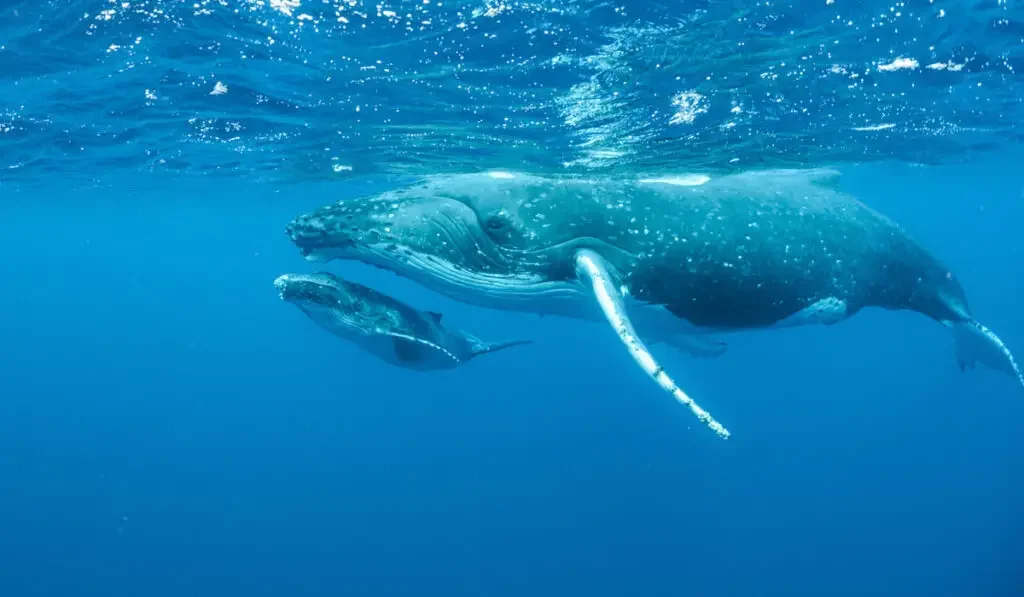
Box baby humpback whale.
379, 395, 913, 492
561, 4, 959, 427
274, 272, 530, 371
285, 168, 1024, 437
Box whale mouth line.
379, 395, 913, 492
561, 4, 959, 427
321, 241, 583, 309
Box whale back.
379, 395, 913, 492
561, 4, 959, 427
617, 171, 968, 328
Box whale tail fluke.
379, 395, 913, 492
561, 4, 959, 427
950, 319, 1024, 390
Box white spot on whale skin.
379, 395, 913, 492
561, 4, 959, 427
638, 174, 711, 187
487, 171, 516, 179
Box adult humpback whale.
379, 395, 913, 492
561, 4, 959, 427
274, 272, 530, 371
285, 169, 1023, 437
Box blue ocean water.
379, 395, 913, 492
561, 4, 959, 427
1, 1, 1023, 596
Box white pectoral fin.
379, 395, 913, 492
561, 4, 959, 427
950, 319, 1024, 390
573, 249, 731, 439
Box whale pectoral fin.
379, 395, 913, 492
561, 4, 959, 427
573, 249, 731, 439
384, 331, 443, 364
665, 334, 728, 358
950, 319, 1024, 389
469, 339, 532, 360
392, 336, 425, 363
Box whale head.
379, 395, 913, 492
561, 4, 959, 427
285, 172, 611, 308
274, 270, 411, 338
274, 271, 356, 314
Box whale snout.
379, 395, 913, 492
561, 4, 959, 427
274, 273, 303, 301
274, 272, 353, 314
285, 206, 366, 260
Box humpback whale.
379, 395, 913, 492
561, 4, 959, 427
274, 272, 529, 371
285, 169, 1023, 437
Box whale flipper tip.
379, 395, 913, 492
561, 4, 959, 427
574, 248, 731, 439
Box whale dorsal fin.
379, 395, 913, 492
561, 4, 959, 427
573, 249, 731, 439
427, 311, 443, 323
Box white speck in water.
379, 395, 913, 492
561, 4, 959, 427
852, 123, 896, 131
668, 91, 708, 125
269, 0, 300, 17
925, 61, 963, 72
877, 57, 918, 72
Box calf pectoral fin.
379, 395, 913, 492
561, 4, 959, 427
949, 319, 1024, 389
469, 339, 532, 360
573, 249, 731, 439
392, 335, 429, 362
387, 332, 453, 364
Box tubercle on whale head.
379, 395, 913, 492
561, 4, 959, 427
282, 174, 590, 309
284, 203, 362, 260
283, 182, 523, 277
273, 271, 347, 305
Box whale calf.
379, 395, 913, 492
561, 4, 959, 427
274, 272, 530, 371
285, 169, 1023, 437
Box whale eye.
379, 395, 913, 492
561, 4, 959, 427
480, 210, 525, 246
485, 216, 507, 232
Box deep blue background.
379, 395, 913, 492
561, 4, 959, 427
1, 159, 1022, 596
